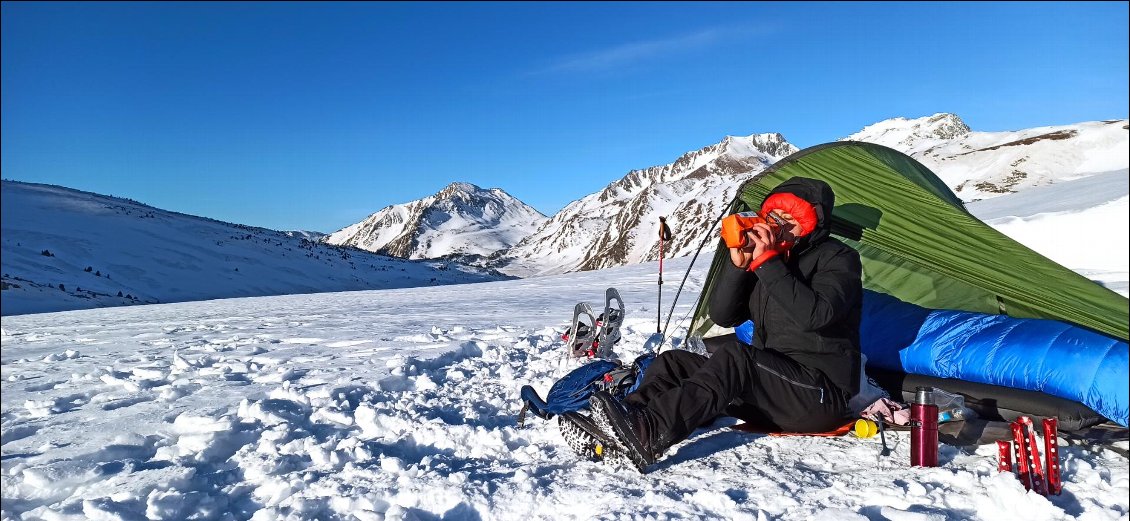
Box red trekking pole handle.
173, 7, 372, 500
657, 217, 673, 334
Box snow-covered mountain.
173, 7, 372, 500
496, 115, 1127, 276
324, 182, 546, 259
496, 134, 799, 276
843, 113, 1129, 201
0, 181, 503, 316
844, 112, 974, 150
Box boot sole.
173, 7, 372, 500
589, 393, 653, 473
557, 412, 632, 468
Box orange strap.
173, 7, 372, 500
769, 421, 856, 437
732, 418, 854, 433
731, 420, 856, 437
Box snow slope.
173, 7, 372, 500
1, 181, 503, 316
968, 169, 1129, 296
845, 114, 1129, 201
2, 174, 1127, 520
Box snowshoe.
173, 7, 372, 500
563, 302, 599, 358
595, 288, 625, 358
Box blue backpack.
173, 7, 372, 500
518, 353, 655, 427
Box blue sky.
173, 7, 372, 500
3, 2, 1127, 233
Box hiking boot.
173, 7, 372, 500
589, 391, 665, 473
557, 411, 632, 467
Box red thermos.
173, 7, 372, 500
910, 386, 939, 467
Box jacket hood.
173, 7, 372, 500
765, 176, 835, 252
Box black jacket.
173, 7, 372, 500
708, 177, 863, 396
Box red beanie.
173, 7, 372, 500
761, 193, 818, 237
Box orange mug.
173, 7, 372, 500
720, 212, 783, 248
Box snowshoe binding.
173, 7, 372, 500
595, 288, 625, 359
563, 302, 599, 358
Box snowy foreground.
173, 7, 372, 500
3, 174, 1129, 520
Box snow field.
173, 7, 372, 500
3, 258, 1128, 520
4, 168, 1130, 520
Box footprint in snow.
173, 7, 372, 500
23, 380, 64, 392
24, 391, 93, 417
99, 394, 157, 411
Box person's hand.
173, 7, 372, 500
729, 223, 775, 269
728, 246, 752, 269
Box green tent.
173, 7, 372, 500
690, 141, 1129, 342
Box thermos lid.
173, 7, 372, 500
915, 386, 934, 405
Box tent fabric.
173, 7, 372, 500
690, 141, 1129, 426
692, 142, 1129, 342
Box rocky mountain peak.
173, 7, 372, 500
725, 132, 795, 158
325, 182, 545, 259
436, 182, 483, 201
923, 113, 971, 139
604, 133, 798, 200
843, 113, 971, 149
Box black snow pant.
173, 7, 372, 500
624, 334, 850, 445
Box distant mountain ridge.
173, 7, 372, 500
493, 114, 1127, 276
324, 182, 546, 259
495, 133, 799, 275
329, 117, 1127, 276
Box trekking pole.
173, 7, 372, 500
878, 419, 892, 458
656, 217, 673, 334
660, 204, 730, 341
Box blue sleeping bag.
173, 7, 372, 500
734, 290, 1129, 426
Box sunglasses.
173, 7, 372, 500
765, 212, 789, 228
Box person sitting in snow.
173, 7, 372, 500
588, 176, 863, 472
